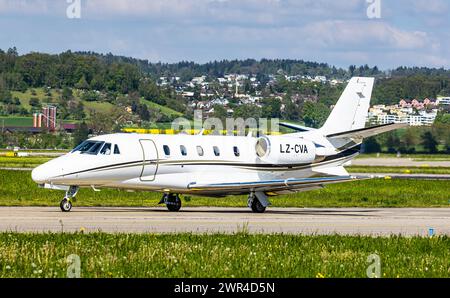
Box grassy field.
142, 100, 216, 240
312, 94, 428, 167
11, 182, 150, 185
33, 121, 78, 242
11, 88, 59, 110
0, 169, 448, 207
0, 116, 33, 127
140, 99, 183, 118
82, 101, 116, 114
0, 157, 52, 168
0, 233, 448, 278
6, 88, 183, 122
356, 153, 450, 161
347, 166, 450, 175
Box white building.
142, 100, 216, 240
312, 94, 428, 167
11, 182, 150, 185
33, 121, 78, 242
437, 97, 450, 106
375, 110, 437, 126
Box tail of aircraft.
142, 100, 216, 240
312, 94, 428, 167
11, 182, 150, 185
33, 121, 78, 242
280, 77, 407, 142
319, 77, 374, 136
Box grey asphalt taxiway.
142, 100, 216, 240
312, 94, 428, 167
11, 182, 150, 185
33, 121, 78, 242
0, 207, 448, 236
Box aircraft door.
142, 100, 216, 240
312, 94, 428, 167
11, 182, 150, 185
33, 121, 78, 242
139, 139, 158, 181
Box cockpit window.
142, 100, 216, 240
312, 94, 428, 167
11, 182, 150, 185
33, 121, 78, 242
85, 141, 104, 155
114, 144, 121, 154
100, 143, 112, 155
71, 141, 105, 155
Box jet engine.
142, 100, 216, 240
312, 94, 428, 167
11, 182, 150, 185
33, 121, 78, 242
255, 136, 316, 164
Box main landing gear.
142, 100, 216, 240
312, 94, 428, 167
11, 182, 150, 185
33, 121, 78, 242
159, 193, 182, 212
60, 186, 79, 212
248, 192, 271, 213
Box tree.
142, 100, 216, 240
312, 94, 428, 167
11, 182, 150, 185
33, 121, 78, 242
29, 97, 40, 107
421, 131, 438, 153
88, 110, 115, 134
212, 104, 227, 120
139, 80, 160, 103
72, 122, 89, 147
399, 128, 419, 153
282, 98, 300, 121
301, 102, 329, 128
385, 132, 400, 153
262, 98, 281, 118
70, 101, 86, 120
62, 87, 73, 101
75, 75, 89, 90
233, 104, 262, 120
363, 137, 381, 153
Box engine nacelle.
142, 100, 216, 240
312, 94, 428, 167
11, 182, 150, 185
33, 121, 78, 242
255, 136, 316, 164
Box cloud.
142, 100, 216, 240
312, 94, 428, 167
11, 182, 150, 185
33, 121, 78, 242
0, 0, 449, 68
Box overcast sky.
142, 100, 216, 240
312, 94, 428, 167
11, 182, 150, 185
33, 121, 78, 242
0, 0, 449, 69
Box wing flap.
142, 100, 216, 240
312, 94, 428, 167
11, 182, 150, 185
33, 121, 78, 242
188, 175, 362, 193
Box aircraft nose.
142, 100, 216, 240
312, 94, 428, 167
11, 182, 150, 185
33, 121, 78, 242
31, 164, 49, 184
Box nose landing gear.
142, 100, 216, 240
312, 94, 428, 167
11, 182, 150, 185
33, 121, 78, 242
159, 193, 182, 212
60, 186, 79, 212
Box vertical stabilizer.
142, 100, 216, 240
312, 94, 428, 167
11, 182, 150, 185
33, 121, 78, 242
320, 77, 374, 135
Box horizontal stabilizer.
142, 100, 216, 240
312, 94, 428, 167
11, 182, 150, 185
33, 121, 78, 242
279, 122, 316, 132
327, 123, 407, 140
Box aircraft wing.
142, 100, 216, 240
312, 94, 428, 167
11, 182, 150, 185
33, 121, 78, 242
188, 175, 367, 193
326, 123, 407, 140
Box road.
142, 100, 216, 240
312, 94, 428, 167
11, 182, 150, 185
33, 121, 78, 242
0, 207, 448, 236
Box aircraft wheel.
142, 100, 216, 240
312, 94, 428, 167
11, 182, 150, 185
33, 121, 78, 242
251, 198, 266, 213
166, 194, 182, 212
60, 199, 72, 212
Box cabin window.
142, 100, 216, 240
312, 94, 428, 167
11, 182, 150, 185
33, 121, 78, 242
233, 146, 240, 157
196, 146, 204, 156
100, 143, 112, 155
180, 145, 187, 156
213, 146, 220, 156
114, 144, 121, 154
163, 145, 170, 156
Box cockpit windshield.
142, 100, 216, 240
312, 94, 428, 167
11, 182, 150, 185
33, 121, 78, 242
71, 141, 105, 155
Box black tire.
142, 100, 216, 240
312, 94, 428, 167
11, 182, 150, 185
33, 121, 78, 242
60, 199, 72, 212
251, 199, 266, 213
166, 195, 182, 212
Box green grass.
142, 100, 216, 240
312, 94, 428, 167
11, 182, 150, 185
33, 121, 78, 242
0, 157, 53, 168
11, 88, 59, 110
82, 101, 115, 115
0, 233, 448, 278
358, 153, 450, 161
7, 88, 183, 121
347, 166, 450, 175
0, 169, 448, 207
140, 98, 183, 117
0, 116, 33, 127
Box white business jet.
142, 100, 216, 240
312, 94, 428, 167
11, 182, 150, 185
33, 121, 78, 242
32, 77, 405, 213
